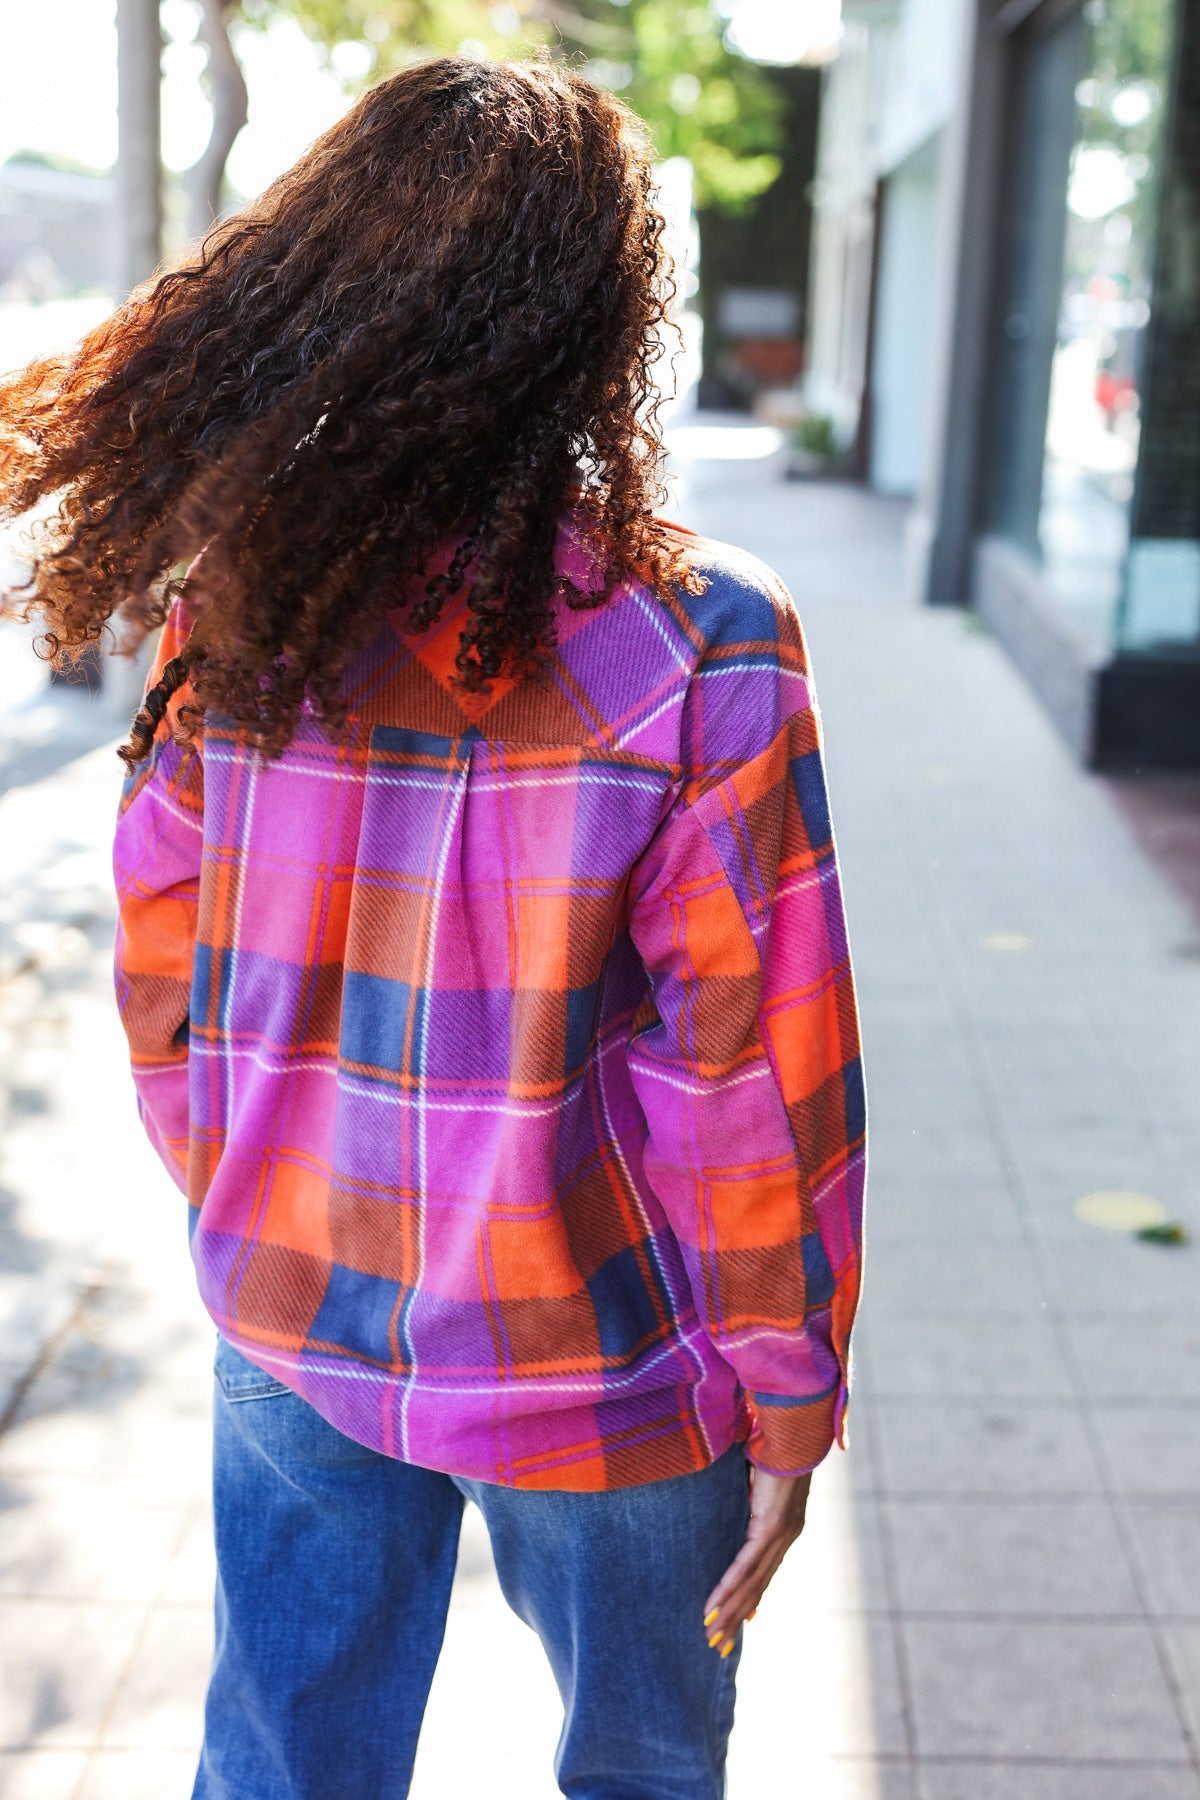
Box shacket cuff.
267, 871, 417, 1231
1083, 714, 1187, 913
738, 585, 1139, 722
744, 1373, 850, 1477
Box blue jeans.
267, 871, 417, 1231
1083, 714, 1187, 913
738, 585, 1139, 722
193, 1332, 752, 1800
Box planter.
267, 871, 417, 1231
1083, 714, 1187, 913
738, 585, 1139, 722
785, 450, 850, 481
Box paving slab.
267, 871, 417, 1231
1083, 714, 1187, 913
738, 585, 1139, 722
1124, 1502, 1200, 1621
406, 1595, 565, 1800
0, 1361, 29, 1426
862, 1236, 1050, 1312
885, 1495, 1142, 1615
97, 1608, 212, 1753
0, 1753, 90, 1800
731, 1611, 909, 1763
0, 1470, 186, 1604
857, 1308, 1078, 1401
0, 1276, 83, 1371
156, 1499, 216, 1609
0, 1601, 146, 1753
1039, 1233, 1200, 1313
903, 1617, 1192, 1762
860, 1178, 1028, 1244
1164, 1625, 1200, 1746
1089, 1403, 1200, 1498
736, 1756, 918, 1800
1008, 1126, 1192, 1228
0, 1323, 213, 1499
869, 1396, 1106, 1498
917, 1763, 1200, 1800
791, 1489, 892, 1614
73, 1751, 199, 1800
1063, 1311, 1200, 1402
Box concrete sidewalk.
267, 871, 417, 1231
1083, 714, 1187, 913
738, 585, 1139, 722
1, 424, 1198, 1799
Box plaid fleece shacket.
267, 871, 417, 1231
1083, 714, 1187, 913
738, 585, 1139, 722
113, 514, 867, 1490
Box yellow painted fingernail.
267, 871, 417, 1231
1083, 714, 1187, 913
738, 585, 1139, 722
746, 1608, 758, 1621
708, 1633, 724, 1649
720, 1640, 734, 1658
704, 1609, 720, 1627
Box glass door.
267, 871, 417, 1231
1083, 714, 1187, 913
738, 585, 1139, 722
986, 0, 1175, 655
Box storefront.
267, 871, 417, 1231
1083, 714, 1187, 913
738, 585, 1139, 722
910, 0, 1200, 766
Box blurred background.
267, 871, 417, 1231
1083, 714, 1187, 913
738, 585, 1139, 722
1, 4, 1199, 1798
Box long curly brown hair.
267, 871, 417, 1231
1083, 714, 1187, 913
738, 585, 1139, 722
0, 53, 702, 768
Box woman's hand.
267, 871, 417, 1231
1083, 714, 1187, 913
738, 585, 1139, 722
702, 1465, 814, 1654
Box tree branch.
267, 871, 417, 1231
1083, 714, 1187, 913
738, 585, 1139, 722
531, 2, 633, 53
184, 0, 250, 244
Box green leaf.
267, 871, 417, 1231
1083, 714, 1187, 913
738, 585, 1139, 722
1133, 1221, 1191, 1245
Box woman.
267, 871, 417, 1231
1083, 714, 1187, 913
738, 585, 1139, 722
0, 54, 866, 1800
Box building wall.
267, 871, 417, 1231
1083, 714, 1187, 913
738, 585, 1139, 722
874, 0, 967, 172
805, 20, 878, 441
869, 135, 942, 494
805, 0, 969, 469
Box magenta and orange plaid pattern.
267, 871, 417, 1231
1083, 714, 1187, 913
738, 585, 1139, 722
113, 515, 867, 1489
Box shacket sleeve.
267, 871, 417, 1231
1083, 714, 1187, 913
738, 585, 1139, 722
112, 594, 203, 1194
625, 579, 867, 1478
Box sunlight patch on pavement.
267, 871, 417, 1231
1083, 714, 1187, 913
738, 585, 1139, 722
666, 423, 785, 462
980, 930, 1033, 952
1074, 1191, 1166, 1232
409, 1501, 563, 1800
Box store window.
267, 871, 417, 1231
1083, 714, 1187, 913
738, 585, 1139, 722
988, 0, 1192, 658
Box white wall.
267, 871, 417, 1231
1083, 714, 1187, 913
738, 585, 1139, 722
869, 135, 942, 495
873, 0, 967, 174
806, 0, 971, 451
805, 20, 883, 436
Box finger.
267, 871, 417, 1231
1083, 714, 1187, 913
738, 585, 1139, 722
704, 1564, 783, 1654
719, 1541, 788, 1623
703, 1514, 803, 1618
703, 1536, 773, 1619
703, 1541, 790, 1645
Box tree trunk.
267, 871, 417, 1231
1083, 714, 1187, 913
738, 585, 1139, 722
72, 0, 162, 688
184, 0, 250, 246
116, 0, 163, 297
